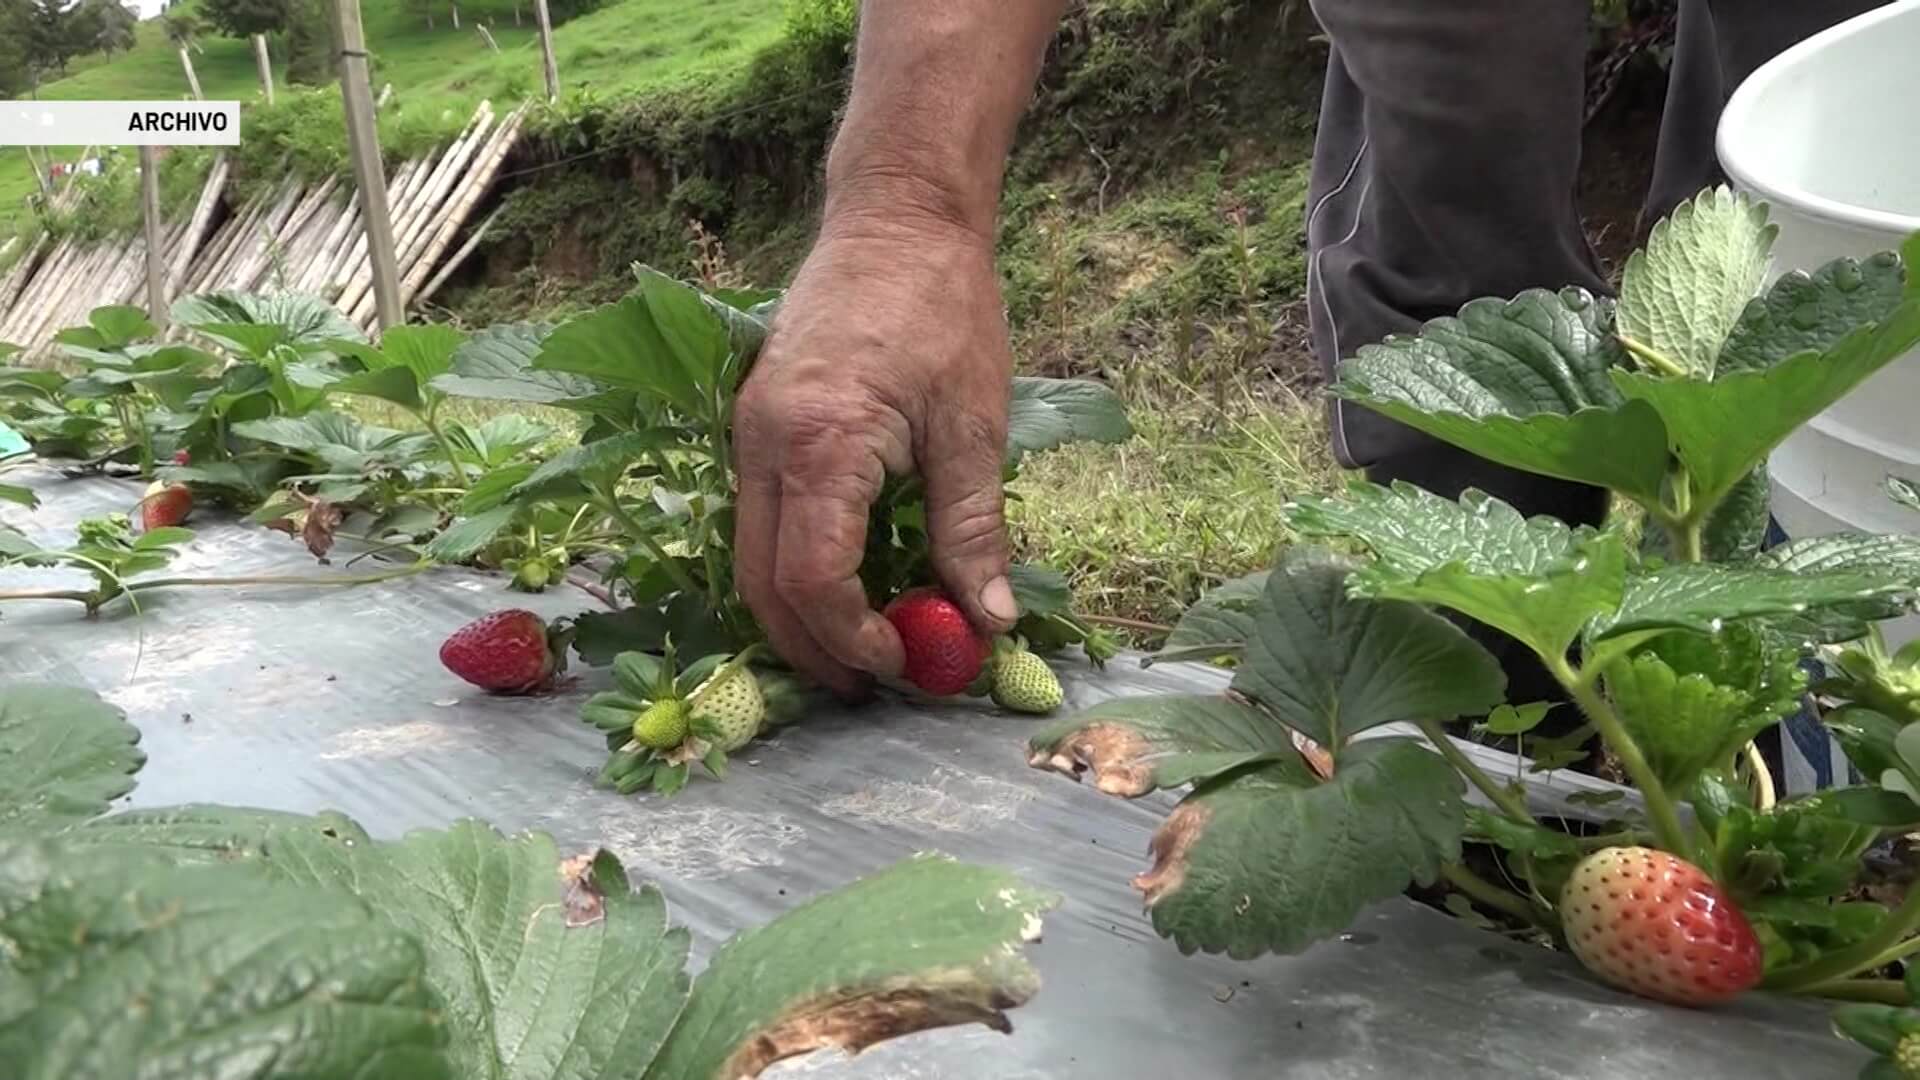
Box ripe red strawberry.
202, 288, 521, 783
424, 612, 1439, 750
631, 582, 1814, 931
1560, 846, 1762, 1006
883, 587, 989, 696
138, 483, 192, 531
439, 609, 563, 693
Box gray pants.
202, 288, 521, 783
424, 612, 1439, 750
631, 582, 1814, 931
1303, 0, 1884, 703
1307, 0, 1886, 512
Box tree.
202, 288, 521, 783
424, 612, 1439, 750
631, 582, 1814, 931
74, 0, 137, 56
0, 0, 35, 97
162, 10, 204, 98
199, 0, 288, 38
282, 0, 331, 87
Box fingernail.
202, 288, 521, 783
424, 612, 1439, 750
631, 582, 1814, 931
980, 576, 1018, 626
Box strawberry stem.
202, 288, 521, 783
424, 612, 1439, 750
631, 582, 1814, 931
1415, 718, 1533, 825
1809, 980, 1911, 1005
1548, 657, 1693, 858
1770, 888, 1920, 993
1440, 862, 1544, 926
0, 561, 432, 610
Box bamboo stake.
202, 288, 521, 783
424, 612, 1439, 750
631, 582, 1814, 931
402, 108, 523, 302
140, 147, 166, 324
290, 199, 349, 295
392, 106, 496, 277
165, 154, 231, 294
340, 152, 442, 315
253, 34, 275, 105
333, 0, 403, 330
534, 0, 559, 102
416, 205, 500, 306
1, 236, 80, 347
184, 194, 264, 296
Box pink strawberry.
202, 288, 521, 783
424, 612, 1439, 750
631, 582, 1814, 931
138, 483, 192, 531
1560, 846, 1762, 1006
439, 609, 563, 693
883, 587, 989, 696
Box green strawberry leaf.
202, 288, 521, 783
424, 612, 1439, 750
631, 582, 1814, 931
1819, 786, 1920, 828
1332, 288, 1671, 505
1287, 481, 1627, 660
68, 804, 372, 862
1614, 298, 1920, 515
0, 844, 452, 1080
1594, 561, 1914, 642
1480, 701, 1554, 736
0, 483, 37, 508
433, 321, 597, 403
1129, 739, 1464, 959
644, 853, 1057, 1079
1618, 186, 1776, 377
1604, 651, 1759, 790
328, 364, 425, 411
510, 430, 687, 500
1719, 252, 1907, 374
172, 290, 366, 359
1028, 693, 1296, 796
1007, 562, 1071, 617
1227, 548, 1506, 748
0, 684, 144, 835
424, 505, 517, 562
461, 462, 538, 513
75, 304, 157, 347
1148, 570, 1270, 665
257, 821, 693, 1080
1006, 376, 1133, 462
449, 414, 555, 468
233, 411, 433, 473
1641, 466, 1772, 564
533, 274, 728, 421
1754, 533, 1920, 645
1468, 808, 1584, 860
613, 651, 668, 699
332, 324, 467, 408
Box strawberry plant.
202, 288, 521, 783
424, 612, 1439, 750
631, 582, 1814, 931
1029, 188, 1920, 1019
0, 681, 1056, 1080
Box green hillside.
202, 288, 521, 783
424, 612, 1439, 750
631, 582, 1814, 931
1, 0, 782, 229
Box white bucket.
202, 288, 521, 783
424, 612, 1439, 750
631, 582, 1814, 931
1717, 0, 1920, 647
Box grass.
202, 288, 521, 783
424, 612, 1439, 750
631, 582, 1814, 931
1, 0, 784, 231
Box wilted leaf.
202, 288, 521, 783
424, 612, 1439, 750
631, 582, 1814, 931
1130, 739, 1464, 959
1028, 694, 1295, 796
1227, 549, 1506, 747
645, 854, 1057, 1079
1618, 187, 1776, 377
1006, 376, 1133, 462
0, 684, 144, 835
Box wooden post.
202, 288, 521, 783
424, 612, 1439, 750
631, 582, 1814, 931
177, 45, 204, 100
475, 23, 499, 51
332, 0, 404, 330
253, 34, 275, 105
138, 146, 167, 326
534, 0, 560, 102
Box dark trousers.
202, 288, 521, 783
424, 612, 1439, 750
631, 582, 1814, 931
1303, 0, 1885, 704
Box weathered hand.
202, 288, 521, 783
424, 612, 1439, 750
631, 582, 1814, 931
732, 222, 1019, 696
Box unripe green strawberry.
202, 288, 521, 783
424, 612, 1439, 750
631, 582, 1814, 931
1899, 1034, 1920, 1079
692, 666, 766, 753
991, 644, 1063, 714
632, 699, 690, 750
1561, 846, 1762, 1007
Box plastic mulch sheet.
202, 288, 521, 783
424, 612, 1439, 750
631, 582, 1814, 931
0, 463, 1866, 1078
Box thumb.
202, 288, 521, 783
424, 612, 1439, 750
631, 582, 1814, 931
920, 407, 1018, 636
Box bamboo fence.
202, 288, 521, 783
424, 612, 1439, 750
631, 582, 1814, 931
0, 100, 525, 360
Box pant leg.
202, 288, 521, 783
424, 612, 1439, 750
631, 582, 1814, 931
1642, 0, 1888, 234
1304, 0, 1610, 708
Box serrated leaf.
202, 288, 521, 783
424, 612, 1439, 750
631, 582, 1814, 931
535, 276, 726, 420
1153, 571, 1270, 662
330, 363, 425, 411
69, 804, 372, 862
131, 526, 192, 551
1595, 562, 1912, 640
248, 822, 691, 1080
646, 854, 1057, 1079
1006, 376, 1133, 462
1287, 482, 1627, 659
1604, 651, 1757, 789
1226, 548, 1505, 748
234, 411, 433, 473
426, 505, 517, 562
1468, 808, 1584, 860
1131, 739, 1463, 959
0, 684, 145, 834
0, 846, 451, 1080
1615, 298, 1920, 514
1482, 702, 1553, 736
1821, 787, 1920, 828
85, 304, 158, 347
451, 414, 555, 468
1755, 533, 1920, 644
1007, 562, 1070, 618
435, 321, 602, 403
1618, 186, 1777, 377
172, 291, 363, 358
1028, 694, 1295, 796
462, 463, 538, 513
511, 430, 686, 499
1334, 288, 1671, 503
1720, 252, 1908, 374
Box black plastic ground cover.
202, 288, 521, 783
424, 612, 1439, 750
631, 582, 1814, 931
0, 462, 1864, 1078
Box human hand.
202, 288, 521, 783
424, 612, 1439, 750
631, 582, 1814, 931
731, 220, 1019, 697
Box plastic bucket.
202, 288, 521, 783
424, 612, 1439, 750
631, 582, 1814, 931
1717, 0, 1920, 648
